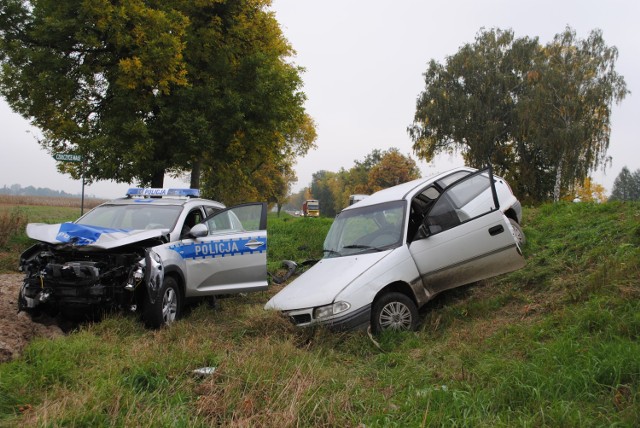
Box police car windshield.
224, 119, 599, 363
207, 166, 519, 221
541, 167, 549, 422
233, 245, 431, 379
323, 200, 405, 258
76, 205, 183, 230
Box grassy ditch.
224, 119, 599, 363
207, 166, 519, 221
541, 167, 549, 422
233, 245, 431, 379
0, 202, 639, 426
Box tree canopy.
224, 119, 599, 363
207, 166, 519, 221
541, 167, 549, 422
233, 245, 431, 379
0, 0, 315, 198
301, 148, 420, 217
409, 27, 628, 204
609, 167, 640, 201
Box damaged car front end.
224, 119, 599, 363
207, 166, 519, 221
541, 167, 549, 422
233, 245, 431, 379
18, 224, 168, 319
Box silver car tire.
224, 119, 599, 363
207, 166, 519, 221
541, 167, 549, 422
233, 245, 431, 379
372, 292, 419, 334
143, 276, 181, 329
508, 218, 526, 246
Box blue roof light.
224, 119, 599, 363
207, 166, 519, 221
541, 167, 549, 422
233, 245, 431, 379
126, 188, 200, 198
166, 188, 200, 197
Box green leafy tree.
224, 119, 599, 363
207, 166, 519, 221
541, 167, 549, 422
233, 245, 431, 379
322, 149, 383, 211
0, 0, 313, 193
285, 188, 307, 212
409, 27, 628, 204
521, 28, 628, 202
0, 0, 189, 185
348, 149, 384, 193
202, 113, 316, 207
367, 148, 420, 192
310, 170, 338, 217
307, 148, 421, 215
610, 166, 640, 201
408, 29, 538, 179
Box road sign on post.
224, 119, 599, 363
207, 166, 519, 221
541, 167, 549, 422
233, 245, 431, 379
53, 153, 86, 215
54, 153, 83, 162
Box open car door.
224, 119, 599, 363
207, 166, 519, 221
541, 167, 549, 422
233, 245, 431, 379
166, 202, 268, 296
409, 168, 524, 297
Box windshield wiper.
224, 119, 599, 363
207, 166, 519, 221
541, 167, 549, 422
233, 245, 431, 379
323, 248, 342, 257
342, 244, 385, 253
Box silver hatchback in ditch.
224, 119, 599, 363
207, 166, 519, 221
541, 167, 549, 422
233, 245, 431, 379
265, 166, 525, 333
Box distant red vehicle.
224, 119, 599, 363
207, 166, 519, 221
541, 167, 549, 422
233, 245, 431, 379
302, 199, 320, 217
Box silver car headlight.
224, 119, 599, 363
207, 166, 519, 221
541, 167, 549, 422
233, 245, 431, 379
313, 301, 351, 320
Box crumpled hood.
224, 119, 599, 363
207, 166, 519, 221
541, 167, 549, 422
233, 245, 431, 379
26, 222, 169, 249
265, 251, 390, 310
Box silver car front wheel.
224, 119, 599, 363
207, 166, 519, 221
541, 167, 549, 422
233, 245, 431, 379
508, 218, 526, 246
372, 292, 419, 334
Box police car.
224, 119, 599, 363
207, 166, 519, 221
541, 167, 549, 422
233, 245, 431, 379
19, 188, 267, 328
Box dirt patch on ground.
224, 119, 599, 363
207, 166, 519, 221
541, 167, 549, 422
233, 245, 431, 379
0, 274, 64, 363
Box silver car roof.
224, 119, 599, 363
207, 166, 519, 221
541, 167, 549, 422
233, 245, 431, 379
344, 166, 477, 210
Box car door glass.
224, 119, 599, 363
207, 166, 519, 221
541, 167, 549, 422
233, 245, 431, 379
425, 171, 497, 235
204, 206, 221, 217
409, 186, 439, 241
228, 204, 265, 231
204, 203, 265, 235
436, 170, 472, 188
181, 208, 203, 237
425, 195, 460, 234
205, 211, 237, 234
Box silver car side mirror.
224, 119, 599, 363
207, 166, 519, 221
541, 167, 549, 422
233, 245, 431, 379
188, 223, 209, 238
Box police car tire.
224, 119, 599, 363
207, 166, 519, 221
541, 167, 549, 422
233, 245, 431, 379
143, 277, 182, 329
371, 292, 419, 334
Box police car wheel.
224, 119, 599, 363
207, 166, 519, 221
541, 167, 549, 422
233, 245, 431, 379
371, 292, 419, 334
143, 277, 182, 329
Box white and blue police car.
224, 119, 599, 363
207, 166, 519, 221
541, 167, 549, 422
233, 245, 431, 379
19, 188, 267, 328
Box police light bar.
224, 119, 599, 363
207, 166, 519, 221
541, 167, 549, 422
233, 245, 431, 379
126, 188, 200, 198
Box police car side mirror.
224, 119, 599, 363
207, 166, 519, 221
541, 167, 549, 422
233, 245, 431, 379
188, 223, 209, 238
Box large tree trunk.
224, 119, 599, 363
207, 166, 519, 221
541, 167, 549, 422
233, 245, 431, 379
190, 161, 201, 189
151, 169, 165, 188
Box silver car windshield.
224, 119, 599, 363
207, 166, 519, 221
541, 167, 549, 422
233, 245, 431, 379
323, 200, 405, 258
76, 204, 183, 230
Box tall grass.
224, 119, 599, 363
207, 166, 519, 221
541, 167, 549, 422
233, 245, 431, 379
0, 194, 105, 209
0, 201, 82, 272
0, 209, 28, 248
267, 214, 332, 272
0, 202, 638, 426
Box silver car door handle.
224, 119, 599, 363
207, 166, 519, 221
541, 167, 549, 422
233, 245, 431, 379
488, 225, 504, 236
245, 239, 265, 249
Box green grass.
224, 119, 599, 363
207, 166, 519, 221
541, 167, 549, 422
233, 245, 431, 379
267, 213, 333, 272
1, 202, 639, 426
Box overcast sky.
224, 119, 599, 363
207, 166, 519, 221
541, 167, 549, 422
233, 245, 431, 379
1, 0, 638, 200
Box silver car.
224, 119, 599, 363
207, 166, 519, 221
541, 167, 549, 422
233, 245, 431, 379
265, 167, 525, 333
